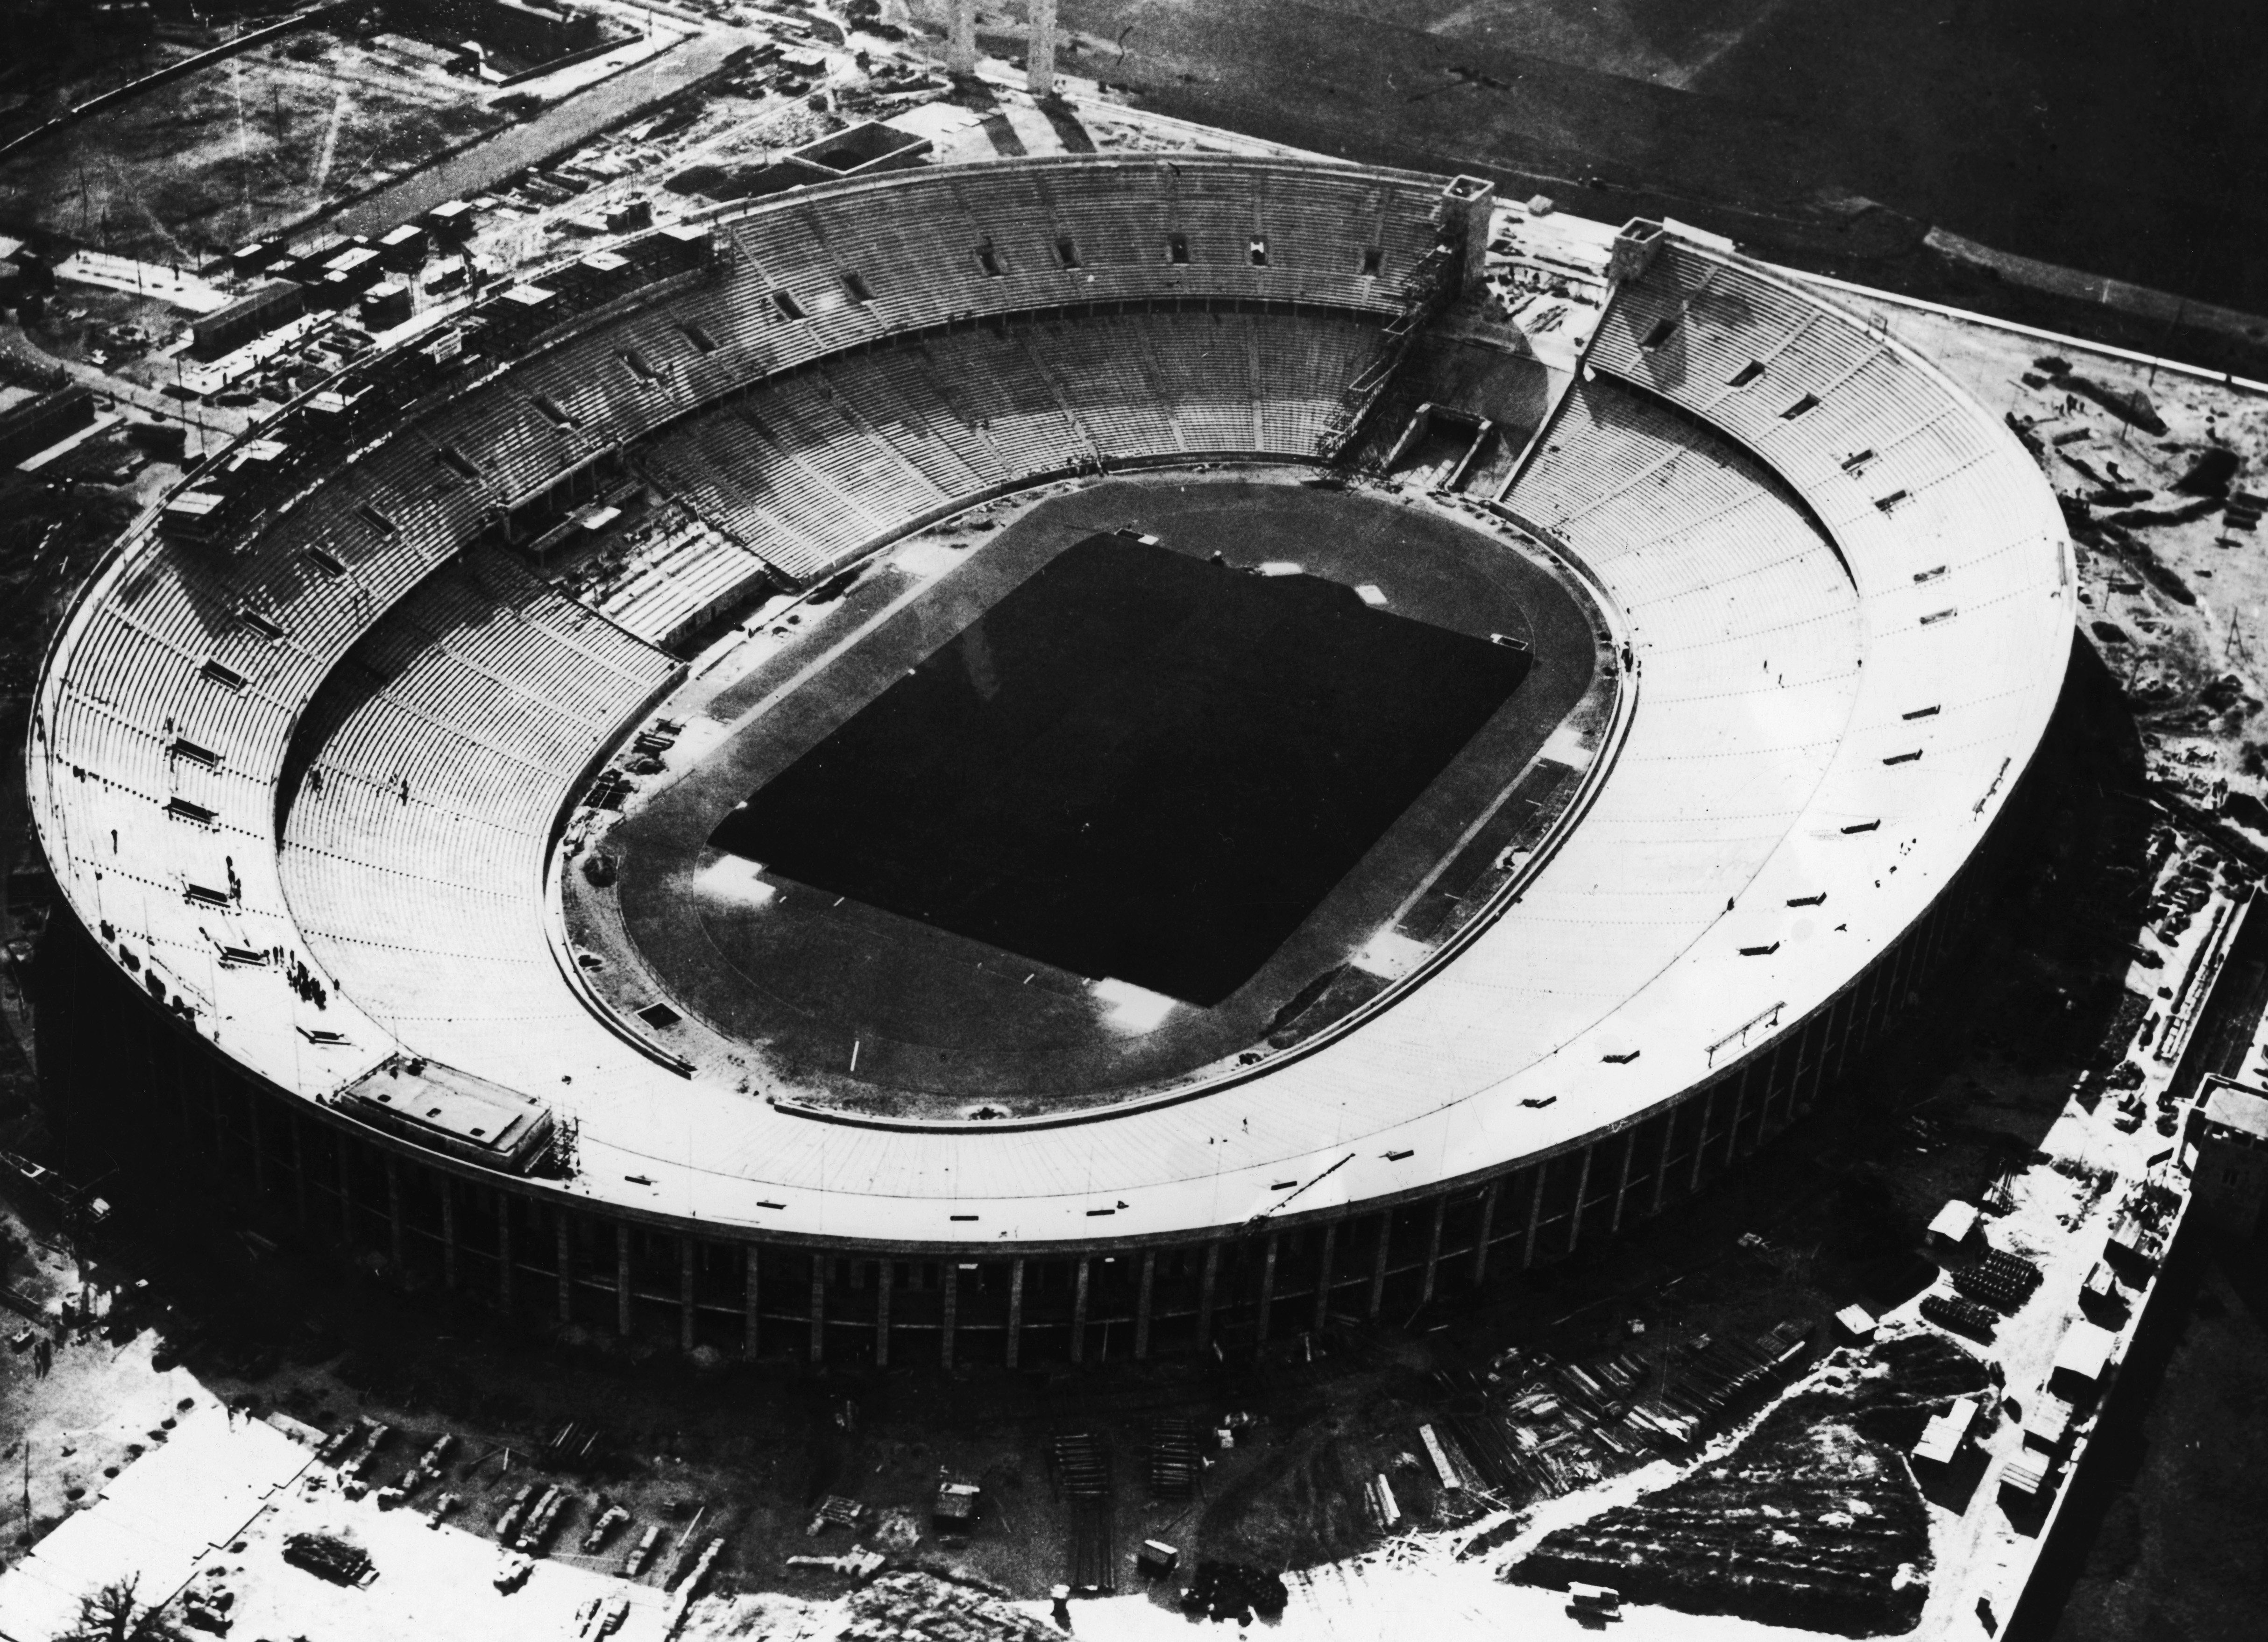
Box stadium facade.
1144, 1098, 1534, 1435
27, 157, 2074, 1366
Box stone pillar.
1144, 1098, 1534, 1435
1256, 1235, 1278, 1343
1312, 1223, 1337, 1332
1857, 956, 1891, 1056
1607, 220, 1664, 286
1802, 1012, 1832, 1115
1026, 0, 1057, 97
385, 1156, 405, 1270
744, 1245, 762, 1359
1471, 1180, 1500, 1286
1197, 1242, 1221, 1347
1608, 1130, 1639, 1237
1419, 1197, 1447, 1305
496, 1192, 513, 1310
1005, 1258, 1026, 1368
1069, 1258, 1090, 1363
1439, 176, 1498, 299
875, 1259, 893, 1368
440, 1177, 459, 1291
941, 1263, 959, 1369
945, 0, 977, 74
1134, 1251, 1155, 1360
1689, 1087, 1717, 1192
1652, 1108, 1679, 1213
680, 1237, 698, 1354
1566, 1142, 1598, 1254
1366, 1215, 1390, 1317
247, 1093, 268, 1202
291, 1118, 310, 1230
556, 1212, 574, 1323
1522, 1162, 1546, 1270
809, 1254, 827, 1363
616, 1223, 633, 1338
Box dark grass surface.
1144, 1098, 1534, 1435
978, 0, 2268, 313
711, 533, 1527, 1005
601, 473, 1595, 1100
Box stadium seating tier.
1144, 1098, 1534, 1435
27, 163, 2070, 1251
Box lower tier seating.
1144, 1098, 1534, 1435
280, 554, 676, 1041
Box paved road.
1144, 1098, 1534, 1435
322, 24, 756, 243
3, 325, 250, 461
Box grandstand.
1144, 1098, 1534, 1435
26, 157, 2072, 1366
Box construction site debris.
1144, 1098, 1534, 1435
624, 1523, 664, 1578
574, 1592, 631, 1639
1952, 1249, 2046, 1313
1418, 1423, 1466, 1492
807, 1493, 865, 1535
1444, 1322, 1815, 1509
1148, 1416, 1198, 1499
1927, 1198, 1981, 1248
1052, 1430, 1114, 1593
281, 1532, 373, 1587
716, 1571, 1065, 1642
785, 1549, 886, 1579
1921, 1292, 2003, 1342
493, 1482, 534, 1541
1913, 1395, 1983, 1465
931, 1481, 981, 1529
1181, 1561, 1289, 1623
584, 1503, 631, 1550
1569, 1580, 1623, 1618
1514, 1334, 1988, 1635
1366, 1472, 1402, 1529
515, 1484, 573, 1551
663, 1537, 726, 1636
2000, 1449, 2053, 1498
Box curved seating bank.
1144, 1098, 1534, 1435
28, 160, 2071, 1366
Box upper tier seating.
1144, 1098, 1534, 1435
27, 179, 2070, 1240
1587, 241, 2060, 616
280, 552, 676, 1050
34, 157, 1440, 1096
636, 309, 1383, 588
278, 305, 1396, 1066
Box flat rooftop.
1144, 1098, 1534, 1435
2200, 1075, 2268, 1141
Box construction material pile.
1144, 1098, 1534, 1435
1443, 1321, 1814, 1505
1511, 1334, 1989, 1635
1181, 1562, 1290, 1624
281, 1532, 373, 1586
832, 1571, 1063, 1642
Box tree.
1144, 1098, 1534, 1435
57, 1576, 184, 1642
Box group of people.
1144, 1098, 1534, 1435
285, 953, 328, 1010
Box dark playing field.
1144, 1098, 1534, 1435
710, 534, 1529, 1005
600, 472, 1597, 1104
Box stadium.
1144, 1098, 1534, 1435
25, 154, 2074, 1371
